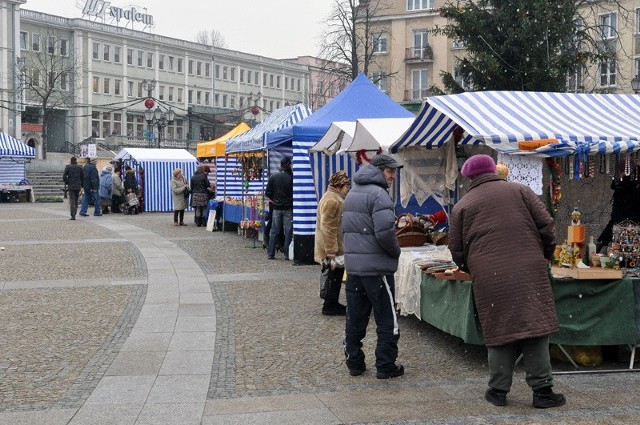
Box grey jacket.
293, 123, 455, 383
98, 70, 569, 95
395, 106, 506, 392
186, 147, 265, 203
342, 164, 401, 276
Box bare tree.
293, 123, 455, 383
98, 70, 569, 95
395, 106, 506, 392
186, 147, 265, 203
20, 29, 81, 159
318, 0, 392, 82
194, 29, 227, 48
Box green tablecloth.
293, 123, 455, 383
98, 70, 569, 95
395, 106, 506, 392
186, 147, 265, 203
420, 274, 637, 346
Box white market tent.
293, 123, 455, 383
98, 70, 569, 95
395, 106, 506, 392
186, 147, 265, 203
0, 132, 35, 185
343, 117, 415, 154
115, 148, 199, 212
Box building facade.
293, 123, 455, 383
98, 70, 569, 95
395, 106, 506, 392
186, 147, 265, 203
366, 0, 640, 108
3, 2, 313, 159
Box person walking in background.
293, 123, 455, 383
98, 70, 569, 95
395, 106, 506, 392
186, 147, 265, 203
448, 154, 565, 409
111, 167, 124, 213
98, 164, 113, 214
266, 156, 293, 260
315, 171, 350, 316
170, 168, 189, 226
342, 154, 404, 379
79, 157, 101, 217
62, 156, 83, 220
190, 165, 211, 227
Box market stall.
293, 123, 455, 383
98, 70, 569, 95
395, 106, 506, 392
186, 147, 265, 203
265, 73, 415, 263
0, 132, 35, 202
388, 90, 640, 366
196, 122, 250, 159
114, 148, 199, 212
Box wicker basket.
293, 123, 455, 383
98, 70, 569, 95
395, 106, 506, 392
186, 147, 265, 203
397, 231, 428, 247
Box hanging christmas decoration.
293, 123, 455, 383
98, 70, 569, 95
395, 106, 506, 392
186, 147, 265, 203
546, 158, 562, 217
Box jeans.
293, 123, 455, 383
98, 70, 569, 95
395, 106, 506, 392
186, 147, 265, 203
344, 274, 399, 371
79, 189, 101, 215
267, 208, 293, 258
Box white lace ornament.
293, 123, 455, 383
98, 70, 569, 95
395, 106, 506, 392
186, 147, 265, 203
502, 155, 544, 195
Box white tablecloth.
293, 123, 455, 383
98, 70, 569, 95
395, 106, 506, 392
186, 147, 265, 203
395, 245, 452, 320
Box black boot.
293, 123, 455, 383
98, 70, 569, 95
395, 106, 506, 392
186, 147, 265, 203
533, 387, 566, 408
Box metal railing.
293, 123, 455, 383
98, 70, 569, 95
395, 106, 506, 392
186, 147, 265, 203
405, 46, 434, 62
403, 89, 430, 102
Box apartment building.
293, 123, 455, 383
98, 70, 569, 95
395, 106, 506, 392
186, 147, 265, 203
366, 0, 640, 108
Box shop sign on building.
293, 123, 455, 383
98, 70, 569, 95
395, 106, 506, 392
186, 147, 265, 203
78, 0, 154, 27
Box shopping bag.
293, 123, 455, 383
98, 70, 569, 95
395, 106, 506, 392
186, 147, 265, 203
320, 260, 330, 299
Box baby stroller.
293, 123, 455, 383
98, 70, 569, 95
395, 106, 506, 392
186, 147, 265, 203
121, 191, 140, 215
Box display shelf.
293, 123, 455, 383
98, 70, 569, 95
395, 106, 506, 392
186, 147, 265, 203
551, 266, 623, 280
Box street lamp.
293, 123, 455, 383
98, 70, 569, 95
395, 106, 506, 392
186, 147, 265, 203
144, 106, 175, 148
632, 75, 640, 94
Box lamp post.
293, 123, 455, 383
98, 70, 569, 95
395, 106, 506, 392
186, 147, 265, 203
144, 106, 175, 148
632, 75, 640, 94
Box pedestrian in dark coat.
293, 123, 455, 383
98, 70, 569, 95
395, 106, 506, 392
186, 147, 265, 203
79, 157, 101, 216
123, 166, 138, 195
342, 154, 404, 380
265, 156, 293, 259
448, 154, 565, 409
190, 165, 211, 226
62, 156, 84, 220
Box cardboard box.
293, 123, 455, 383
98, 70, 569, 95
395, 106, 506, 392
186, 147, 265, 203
567, 225, 586, 243
551, 266, 623, 280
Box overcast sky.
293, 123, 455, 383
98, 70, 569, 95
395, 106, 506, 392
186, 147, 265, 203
22, 0, 334, 59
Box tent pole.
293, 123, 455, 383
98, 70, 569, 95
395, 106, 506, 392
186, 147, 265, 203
222, 154, 227, 232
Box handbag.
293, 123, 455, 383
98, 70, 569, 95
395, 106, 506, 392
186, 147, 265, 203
320, 259, 330, 299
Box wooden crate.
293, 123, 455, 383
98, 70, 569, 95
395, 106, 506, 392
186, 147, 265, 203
550, 266, 623, 280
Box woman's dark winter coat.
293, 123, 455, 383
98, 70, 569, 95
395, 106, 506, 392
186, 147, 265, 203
448, 173, 558, 347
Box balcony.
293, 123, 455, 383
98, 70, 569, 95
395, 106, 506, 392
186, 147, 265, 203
403, 89, 430, 102
405, 46, 434, 63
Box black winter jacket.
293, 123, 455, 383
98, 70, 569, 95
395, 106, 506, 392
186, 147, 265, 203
265, 170, 293, 210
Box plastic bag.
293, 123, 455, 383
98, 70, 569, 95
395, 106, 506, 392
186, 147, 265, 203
320, 260, 330, 299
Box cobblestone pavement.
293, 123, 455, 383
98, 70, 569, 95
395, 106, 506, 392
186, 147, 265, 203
1, 201, 640, 424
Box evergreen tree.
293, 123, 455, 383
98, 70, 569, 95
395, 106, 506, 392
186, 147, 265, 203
435, 0, 616, 93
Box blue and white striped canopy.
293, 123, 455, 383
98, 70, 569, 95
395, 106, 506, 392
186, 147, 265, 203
225, 103, 311, 154
389, 91, 640, 154
0, 133, 35, 158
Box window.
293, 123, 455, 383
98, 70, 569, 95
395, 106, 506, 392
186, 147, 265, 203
297, 79, 301, 91
114, 79, 121, 95
636, 9, 640, 33
566, 67, 584, 92
231, 68, 236, 82
413, 29, 429, 58
113, 113, 122, 135
103, 44, 110, 61
269, 100, 274, 111
60, 72, 68, 90
270, 74, 274, 87
215, 64, 220, 79
205, 92, 210, 105
159, 54, 164, 70
159, 85, 165, 100
452, 39, 465, 49
373, 33, 388, 53
137, 82, 143, 97
277, 75, 281, 88
114, 46, 121, 63
247, 70, 252, 84
20, 32, 28, 50
127, 48, 133, 65
223, 66, 228, 80
92, 41, 99, 59
223, 94, 228, 108
240, 69, 245, 83
600, 13, 617, 40
103, 78, 110, 94
407, 0, 433, 10
196, 90, 202, 104
92, 76, 99, 93
169, 87, 174, 102
177, 88, 183, 102
177, 58, 183, 73
230, 96, 235, 109
147, 52, 153, 68
205, 63, 210, 77
128, 81, 134, 97
599, 60, 616, 86
92, 111, 100, 137
137, 51, 143, 66
371, 72, 388, 92
285, 77, 289, 90
453, 66, 470, 90
169, 56, 174, 71
188, 60, 194, 74
48, 36, 55, 54
32, 34, 41, 52
196, 61, 202, 76
188, 90, 193, 104
215, 93, 219, 106
255, 71, 259, 85
102, 112, 111, 136
239, 96, 245, 107
31, 69, 39, 87
411, 69, 428, 99
263, 73, 267, 86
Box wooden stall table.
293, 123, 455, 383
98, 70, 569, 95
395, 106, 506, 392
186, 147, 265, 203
0, 184, 34, 202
